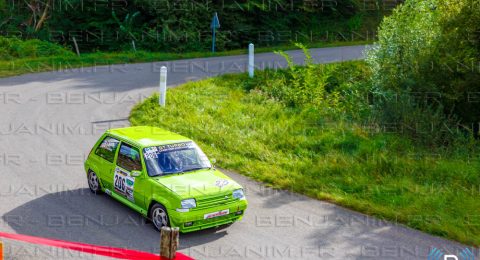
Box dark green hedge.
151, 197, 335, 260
0, 0, 385, 52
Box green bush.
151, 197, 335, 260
253, 44, 371, 120
0, 37, 74, 60
367, 0, 480, 144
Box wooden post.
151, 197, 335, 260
160, 227, 179, 259
132, 40, 137, 52
170, 227, 179, 258
72, 37, 80, 56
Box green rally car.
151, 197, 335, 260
84, 126, 247, 232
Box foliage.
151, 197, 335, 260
112, 11, 140, 41
0, 0, 387, 52
367, 0, 480, 144
130, 71, 480, 246
255, 45, 371, 120
0, 36, 74, 60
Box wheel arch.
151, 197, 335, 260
147, 198, 171, 217
147, 199, 174, 228
86, 168, 104, 190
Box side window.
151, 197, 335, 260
117, 143, 142, 172
95, 136, 119, 163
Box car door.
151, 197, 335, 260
91, 135, 120, 190
113, 142, 147, 209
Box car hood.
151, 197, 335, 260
154, 169, 242, 198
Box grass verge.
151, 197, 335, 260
0, 40, 370, 78
130, 68, 480, 246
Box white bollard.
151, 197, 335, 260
248, 43, 254, 78
159, 66, 167, 107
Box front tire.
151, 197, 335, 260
150, 203, 170, 231
87, 170, 102, 194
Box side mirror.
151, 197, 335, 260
131, 170, 142, 177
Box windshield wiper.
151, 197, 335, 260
155, 171, 182, 176
181, 167, 208, 173
156, 167, 208, 176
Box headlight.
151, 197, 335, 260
233, 189, 245, 200
181, 198, 196, 209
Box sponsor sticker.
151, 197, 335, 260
100, 138, 119, 151
114, 167, 135, 202
143, 146, 158, 159
157, 142, 191, 152
144, 142, 194, 160
215, 179, 229, 188
204, 209, 230, 219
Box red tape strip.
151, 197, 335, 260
0, 232, 193, 260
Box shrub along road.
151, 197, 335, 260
0, 45, 469, 259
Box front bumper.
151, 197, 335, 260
169, 199, 248, 233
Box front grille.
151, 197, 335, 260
182, 212, 242, 231
194, 192, 236, 210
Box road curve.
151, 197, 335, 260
0, 45, 469, 260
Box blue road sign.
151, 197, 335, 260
211, 12, 220, 53
211, 12, 220, 30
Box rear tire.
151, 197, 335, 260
150, 203, 170, 231
87, 170, 102, 195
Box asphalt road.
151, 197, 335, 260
0, 45, 470, 259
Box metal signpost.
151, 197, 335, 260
211, 12, 220, 53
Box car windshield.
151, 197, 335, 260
143, 142, 211, 177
